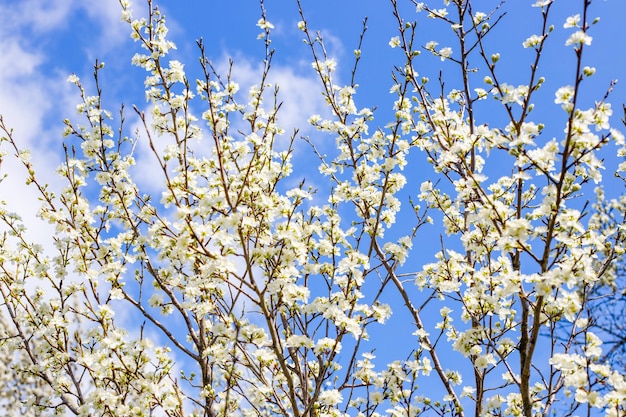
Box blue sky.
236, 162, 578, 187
3, 0, 625, 194
2, 0, 626, 190
1, 0, 626, 413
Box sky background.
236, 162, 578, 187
1, 0, 626, 412
2, 0, 626, 220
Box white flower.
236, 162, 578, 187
425, 40, 438, 51
583, 66, 596, 76
285, 335, 314, 348
575, 389, 604, 407
564, 14, 580, 28
475, 353, 496, 370
256, 18, 274, 30
66, 74, 79, 84
584, 332, 603, 359
474, 88, 488, 100
167, 60, 185, 83
532, 0, 552, 7
439, 47, 453, 60
428, 8, 448, 18
369, 391, 384, 404
109, 288, 124, 300
473, 12, 487, 25
318, 389, 343, 406
389, 36, 401, 48
554, 85, 575, 111
522, 34, 543, 48
565, 30, 592, 47
314, 337, 341, 355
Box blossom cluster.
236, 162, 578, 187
0, 0, 625, 416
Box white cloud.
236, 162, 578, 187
318, 29, 346, 60
0, 33, 60, 244
213, 53, 331, 138
126, 106, 175, 195
0, 0, 141, 297
1, 0, 74, 33
80, 0, 131, 58
126, 49, 333, 194
0, 39, 43, 78
211, 54, 341, 211
0, 1, 131, 241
